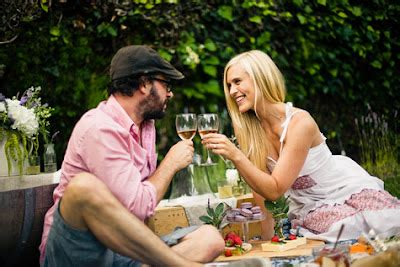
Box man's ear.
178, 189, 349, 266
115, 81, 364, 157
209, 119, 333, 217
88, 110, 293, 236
138, 80, 151, 95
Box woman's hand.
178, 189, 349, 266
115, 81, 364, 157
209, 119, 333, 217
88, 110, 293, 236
201, 133, 240, 161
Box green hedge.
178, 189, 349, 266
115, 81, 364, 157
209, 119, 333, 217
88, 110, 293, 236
1, 0, 399, 169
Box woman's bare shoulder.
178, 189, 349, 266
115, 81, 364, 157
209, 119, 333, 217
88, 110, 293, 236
288, 108, 320, 138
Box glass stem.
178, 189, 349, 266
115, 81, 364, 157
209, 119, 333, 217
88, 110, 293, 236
206, 150, 212, 164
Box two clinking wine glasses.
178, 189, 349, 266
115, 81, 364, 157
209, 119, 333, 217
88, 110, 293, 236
175, 113, 219, 165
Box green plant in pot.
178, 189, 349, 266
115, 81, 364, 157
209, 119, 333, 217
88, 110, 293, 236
0, 86, 53, 176
265, 196, 289, 238
199, 200, 230, 229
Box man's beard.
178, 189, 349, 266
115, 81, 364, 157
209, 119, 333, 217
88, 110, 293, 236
142, 86, 168, 120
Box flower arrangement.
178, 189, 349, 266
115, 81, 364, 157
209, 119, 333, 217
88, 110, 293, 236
0, 86, 53, 176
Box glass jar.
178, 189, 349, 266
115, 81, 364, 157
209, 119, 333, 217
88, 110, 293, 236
43, 143, 57, 173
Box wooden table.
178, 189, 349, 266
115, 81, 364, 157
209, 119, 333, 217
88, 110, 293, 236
215, 239, 325, 262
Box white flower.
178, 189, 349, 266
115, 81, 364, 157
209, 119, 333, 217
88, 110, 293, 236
226, 168, 239, 186
185, 46, 200, 65
0, 102, 6, 112
6, 99, 39, 137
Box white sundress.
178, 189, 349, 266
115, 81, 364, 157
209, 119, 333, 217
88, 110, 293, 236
267, 103, 400, 242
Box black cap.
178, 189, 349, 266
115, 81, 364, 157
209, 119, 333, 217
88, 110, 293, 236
110, 45, 184, 81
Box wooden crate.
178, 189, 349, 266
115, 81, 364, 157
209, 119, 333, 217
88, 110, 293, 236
147, 206, 189, 236
147, 193, 262, 238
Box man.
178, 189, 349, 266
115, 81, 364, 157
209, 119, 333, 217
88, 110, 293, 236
39, 45, 224, 266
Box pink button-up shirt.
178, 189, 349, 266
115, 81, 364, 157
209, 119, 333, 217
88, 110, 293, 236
39, 95, 158, 260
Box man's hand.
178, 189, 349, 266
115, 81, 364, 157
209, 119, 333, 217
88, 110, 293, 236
164, 140, 194, 173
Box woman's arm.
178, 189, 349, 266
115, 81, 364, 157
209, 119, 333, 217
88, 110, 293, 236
202, 112, 320, 200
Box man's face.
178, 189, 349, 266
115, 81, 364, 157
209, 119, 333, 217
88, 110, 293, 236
141, 76, 173, 120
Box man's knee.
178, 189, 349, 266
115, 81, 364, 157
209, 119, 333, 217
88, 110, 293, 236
63, 172, 107, 207
192, 225, 225, 260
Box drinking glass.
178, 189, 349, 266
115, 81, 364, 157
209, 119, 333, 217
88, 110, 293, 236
198, 113, 219, 165
176, 113, 197, 140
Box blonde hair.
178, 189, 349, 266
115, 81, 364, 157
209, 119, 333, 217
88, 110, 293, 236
223, 50, 286, 171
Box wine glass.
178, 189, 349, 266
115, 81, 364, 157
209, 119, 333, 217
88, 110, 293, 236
198, 113, 219, 165
176, 113, 197, 140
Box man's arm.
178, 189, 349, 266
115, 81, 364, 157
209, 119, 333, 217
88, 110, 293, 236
79, 126, 159, 221
147, 139, 194, 202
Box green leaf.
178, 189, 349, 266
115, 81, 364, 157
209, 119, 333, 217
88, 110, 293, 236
371, 60, 382, 69
203, 65, 217, 77
329, 69, 338, 77
204, 56, 220, 65
297, 14, 306, 24
199, 215, 213, 224
202, 80, 223, 96
352, 7, 362, 17
41, 2, 49, 12
217, 6, 233, 22
257, 32, 271, 46
249, 16, 262, 24
50, 27, 60, 37
317, 0, 326, 6
207, 206, 215, 217
293, 0, 303, 7
107, 27, 118, 37
205, 39, 217, 52
338, 12, 348, 18
158, 50, 173, 61
215, 203, 224, 216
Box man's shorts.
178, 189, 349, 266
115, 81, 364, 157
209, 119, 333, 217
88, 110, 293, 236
42, 200, 198, 266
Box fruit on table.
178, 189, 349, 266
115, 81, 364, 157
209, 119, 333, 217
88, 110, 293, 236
224, 249, 233, 257
271, 235, 280, 242
223, 232, 246, 256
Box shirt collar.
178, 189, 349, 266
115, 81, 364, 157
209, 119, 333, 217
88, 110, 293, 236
101, 95, 154, 137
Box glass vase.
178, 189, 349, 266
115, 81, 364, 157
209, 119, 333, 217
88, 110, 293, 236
43, 143, 57, 173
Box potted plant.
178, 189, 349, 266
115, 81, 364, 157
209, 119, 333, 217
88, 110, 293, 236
265, 195, 290, 238
0, 86, 53, 176
199, 199, 230, 230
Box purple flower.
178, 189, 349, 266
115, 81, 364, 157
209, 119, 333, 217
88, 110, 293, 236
20, 96, 28, 105
0, 93, 5, 101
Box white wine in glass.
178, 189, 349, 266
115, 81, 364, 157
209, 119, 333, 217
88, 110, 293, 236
198, 113, 219, 165
176, 114, 197, 140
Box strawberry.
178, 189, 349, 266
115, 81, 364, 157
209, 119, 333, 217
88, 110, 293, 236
225, 232, 237, 240
271, 235, 280, 242
225, 238, 234, 247
233, 236, 243, 246
289, 234, 297, 240
224, 249, 233, 257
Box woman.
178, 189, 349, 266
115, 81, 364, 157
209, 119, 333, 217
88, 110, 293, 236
202, 50, 400, 242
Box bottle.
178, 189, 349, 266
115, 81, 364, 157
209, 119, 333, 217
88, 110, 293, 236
44, 143, 57, 173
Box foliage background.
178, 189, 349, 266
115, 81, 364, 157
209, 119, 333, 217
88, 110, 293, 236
1, 0, 399, 194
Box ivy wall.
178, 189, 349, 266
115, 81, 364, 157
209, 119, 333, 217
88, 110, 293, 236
1, 0, 399, 166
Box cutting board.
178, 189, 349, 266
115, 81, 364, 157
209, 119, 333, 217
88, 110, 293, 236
215, 239, 325, 261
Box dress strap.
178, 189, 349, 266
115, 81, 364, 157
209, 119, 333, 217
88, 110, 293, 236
279, 102, 302, 154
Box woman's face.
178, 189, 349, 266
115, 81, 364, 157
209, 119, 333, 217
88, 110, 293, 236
226, 64, 255, 113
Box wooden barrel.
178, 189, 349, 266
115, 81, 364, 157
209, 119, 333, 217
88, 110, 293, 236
0, 174, 58, 267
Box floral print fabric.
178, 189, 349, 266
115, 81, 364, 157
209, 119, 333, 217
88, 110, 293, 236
303, 189, 400, 234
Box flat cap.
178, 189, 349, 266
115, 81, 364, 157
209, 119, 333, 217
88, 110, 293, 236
110, 45, 184, 81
